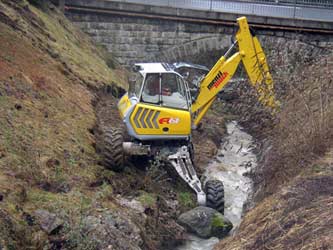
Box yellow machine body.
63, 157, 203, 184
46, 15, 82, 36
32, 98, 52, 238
130, 103, 190, 135
118, 79, 192, 139
118, 93, 131, 118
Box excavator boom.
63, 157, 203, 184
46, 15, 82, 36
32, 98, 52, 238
191, 17, 278, 127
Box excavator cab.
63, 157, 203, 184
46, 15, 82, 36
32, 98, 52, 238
118, 63, 193, 141
141, 71, 189, 110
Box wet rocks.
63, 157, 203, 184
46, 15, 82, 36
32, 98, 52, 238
81, 211, 143, 250
33, 209, 64, 234
178, 206, 232, 239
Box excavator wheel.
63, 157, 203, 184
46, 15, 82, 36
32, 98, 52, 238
102, 127, 125, 172
205, 179, 225, 214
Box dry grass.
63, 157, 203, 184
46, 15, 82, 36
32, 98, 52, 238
250, 55, 333, 199
216, 162, 333, 250
215, 39, 333, 250
220, 38, 333, 195
0, 1, 127, 248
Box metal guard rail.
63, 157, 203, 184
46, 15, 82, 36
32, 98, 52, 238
107, 0, 333, 22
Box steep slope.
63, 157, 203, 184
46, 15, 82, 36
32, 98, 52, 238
0, 0, 128, 249
215, 41, 333, 250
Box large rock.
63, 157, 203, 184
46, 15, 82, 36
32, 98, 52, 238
33, 209, 64, 235
178, 206, 233, 238
81, 211, 143, 250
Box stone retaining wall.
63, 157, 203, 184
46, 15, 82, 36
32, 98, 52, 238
67, 10, 333, 67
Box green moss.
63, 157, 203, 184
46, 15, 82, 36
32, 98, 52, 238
98, 168, 115, 180
26, 189, 93, 215
178, 192, 195, 208
95, 182, 113, 201
211, 213, 225, 229
210, 213, 233, 237
138, 191, 156, 207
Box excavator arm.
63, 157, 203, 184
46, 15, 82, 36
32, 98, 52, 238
191, 17, 279, 127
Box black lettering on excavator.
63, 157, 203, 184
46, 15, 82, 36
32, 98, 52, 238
207, 71, 229, 90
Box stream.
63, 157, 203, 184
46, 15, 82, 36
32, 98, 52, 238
177, 121, 257, 250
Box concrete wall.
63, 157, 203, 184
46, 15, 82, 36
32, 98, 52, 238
65, 1, 333, 67
68, 12, 236, 66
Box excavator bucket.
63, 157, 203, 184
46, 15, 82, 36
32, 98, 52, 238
236, 17, 279, 110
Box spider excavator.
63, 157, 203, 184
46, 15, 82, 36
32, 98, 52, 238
102, 17, 278, 212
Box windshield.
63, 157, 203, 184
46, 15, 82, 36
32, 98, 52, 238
141, 73, 189, 110
161, 73, 188, 110
141, 73, 160, 104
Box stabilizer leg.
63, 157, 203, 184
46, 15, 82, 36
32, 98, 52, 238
168, 146, 206, 205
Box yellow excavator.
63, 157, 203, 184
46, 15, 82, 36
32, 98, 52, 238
102, 17, 278, 212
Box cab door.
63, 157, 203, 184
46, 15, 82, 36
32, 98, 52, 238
129, 73, 191, 139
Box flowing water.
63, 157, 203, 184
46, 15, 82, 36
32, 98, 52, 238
177, 121, 257, 250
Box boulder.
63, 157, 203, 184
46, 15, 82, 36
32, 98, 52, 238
178, 206, 232, 238
33, 209, 63, 235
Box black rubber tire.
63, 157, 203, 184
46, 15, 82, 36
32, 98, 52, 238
205, 179, 225, 214
102, 128, 125, 172
188, 142, 195, 163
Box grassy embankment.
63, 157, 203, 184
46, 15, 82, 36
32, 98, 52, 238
0, 0, 128, 248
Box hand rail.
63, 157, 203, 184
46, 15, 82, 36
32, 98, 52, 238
102, 0, 333, 22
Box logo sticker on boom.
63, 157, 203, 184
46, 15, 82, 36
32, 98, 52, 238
159, 117, 180, 124
207, 71, 229, 90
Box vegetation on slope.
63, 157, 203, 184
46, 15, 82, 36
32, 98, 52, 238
0, 0, 129, 249
215, 39, 333, 250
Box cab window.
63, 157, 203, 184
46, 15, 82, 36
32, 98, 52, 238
161, 73, 188, 110
141, 73, 189, 110
141, 73, 160, 104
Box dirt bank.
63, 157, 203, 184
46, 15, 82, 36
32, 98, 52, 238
0, 1, 129, 249
214, 41, 333, 250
